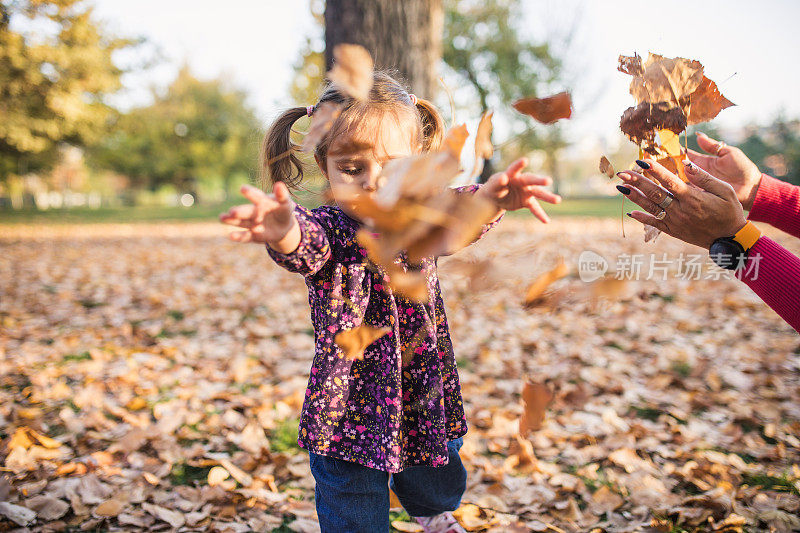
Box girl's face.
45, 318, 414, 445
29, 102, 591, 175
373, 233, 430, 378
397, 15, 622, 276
317, 113, 420, 213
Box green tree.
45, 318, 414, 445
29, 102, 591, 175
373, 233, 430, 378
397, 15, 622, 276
442, 0, 565, 185
89, 66, 262, 200
0, 0, 134, 182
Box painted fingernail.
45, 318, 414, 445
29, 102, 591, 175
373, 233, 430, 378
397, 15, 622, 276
626, 212, 633, 217
635, 159, 651, 170
683, 160, 697, 173
616, 185, 631, 195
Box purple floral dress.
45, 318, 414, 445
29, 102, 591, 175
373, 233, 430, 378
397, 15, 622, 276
267, 187, 498, 473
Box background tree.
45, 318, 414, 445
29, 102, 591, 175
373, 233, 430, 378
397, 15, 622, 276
324, 0, 443, 99
0, 0, 135, 184
442, 0, 566, 185
88, 66, 261, 201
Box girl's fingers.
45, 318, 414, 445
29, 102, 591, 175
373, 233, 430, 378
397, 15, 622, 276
618, 170, 675, 208
504, 157, 528, 179
222, 203, 257, 221
526, 197, 550, 223
228, 230, 253, 243
529, 187, 561, 204
627, 210, 668, 233
516, 173, 552, 187
273, 181, 291, 203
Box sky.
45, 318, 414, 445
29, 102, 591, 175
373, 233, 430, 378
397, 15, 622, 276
91, 0, 800, 152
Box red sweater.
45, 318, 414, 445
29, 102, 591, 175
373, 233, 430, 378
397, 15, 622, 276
740, 174, 800, 332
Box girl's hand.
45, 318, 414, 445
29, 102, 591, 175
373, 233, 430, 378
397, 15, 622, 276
619, 159, 747, 249
479, 157, 562, 223
688, 132, 762, 210
219, 182, 300, 253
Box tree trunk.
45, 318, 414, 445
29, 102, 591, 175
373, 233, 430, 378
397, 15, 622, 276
325, 0, 443, 99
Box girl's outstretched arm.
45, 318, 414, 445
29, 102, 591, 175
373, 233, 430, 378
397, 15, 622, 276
220, 182, 301, 253
477, 157, 562, 223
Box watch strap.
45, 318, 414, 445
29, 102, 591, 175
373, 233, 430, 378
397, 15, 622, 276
733, 221, 761, 251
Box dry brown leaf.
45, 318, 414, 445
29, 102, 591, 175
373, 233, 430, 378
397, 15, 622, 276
453, 503, 491, 531
524, 261, 569, 306
685, 76, 735, 125
589, 486, 624, 515
386, 267, 429, 304
599, 156, 615, 179
301, 101, 343, 153
625, 53, 704, 105
392, 521, 424, 532
142, 502, 186, 528
442, 123, 469, 160
327, 43, 374, 101
208, 466, 230, 486
619, 102, 687, 147
471, 110, 494, 178
335, 324, 391, 360
512, 91, 572, 124
519, 381, 554, 435
94, 499, 126, 518
0, 501, 36, 526
24, 495, 70, 521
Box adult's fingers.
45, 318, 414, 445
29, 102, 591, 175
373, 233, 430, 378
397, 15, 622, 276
618, 184, 663, 217
696, 131, 731, 157
627, 211, 668, 234
683, 161, 736, 199
638, 159, 690, 197
617, 170, 675, 208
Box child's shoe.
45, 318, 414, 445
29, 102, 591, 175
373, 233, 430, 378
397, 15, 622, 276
413, 511, 467, 533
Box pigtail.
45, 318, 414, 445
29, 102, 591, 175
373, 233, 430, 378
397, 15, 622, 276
415, 98, 445, 152
260, 106, 309, 190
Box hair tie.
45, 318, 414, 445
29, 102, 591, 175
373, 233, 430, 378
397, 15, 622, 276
409, 94, 418, 106
306, 105, 315, 117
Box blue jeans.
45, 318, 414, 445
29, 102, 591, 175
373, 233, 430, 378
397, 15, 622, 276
309, 437, 467, 533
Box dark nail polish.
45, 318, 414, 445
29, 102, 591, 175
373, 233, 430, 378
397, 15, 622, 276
626, 212, 632, 217
616, 185, 631, 195
635, 159, 651, 170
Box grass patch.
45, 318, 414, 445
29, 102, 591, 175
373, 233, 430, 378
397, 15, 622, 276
269, 418, 301, 453
670, 360, 692, 377
631, 405, 663, 422
61, 351, 92, 363
169, 461, 213, 486
742, 472, 799, 495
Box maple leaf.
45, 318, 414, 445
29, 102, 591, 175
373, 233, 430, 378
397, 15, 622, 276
334, 324, 390, 360
599, 156, 615, 179
471, 110, 494, 179
519, 381, 554, 435
512, 91, 573, 124
327, 44, 374, 101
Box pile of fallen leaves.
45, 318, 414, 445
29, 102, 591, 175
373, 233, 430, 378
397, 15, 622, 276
1, 220, 798, 532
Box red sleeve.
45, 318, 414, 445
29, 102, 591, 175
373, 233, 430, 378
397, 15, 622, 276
748, 174, 800, 239
738, 236, 800, 333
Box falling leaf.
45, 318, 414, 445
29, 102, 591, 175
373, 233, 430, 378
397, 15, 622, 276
386, 268, 429, 304
327, 43, 374, 101
442, 123, 469, 160
619, 102, 687, 148
685, 76, 735, 125
524, 261, 569, 306
301, 101, 343, 153
334, 324, 390, 360
624, 53, 704, 106
512, 91, 572, 124
599, 156, 615, 179
519, 381, 554, 435
471, 110, 494, 178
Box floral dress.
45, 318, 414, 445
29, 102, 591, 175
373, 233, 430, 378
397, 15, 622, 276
267, 189, 497, 473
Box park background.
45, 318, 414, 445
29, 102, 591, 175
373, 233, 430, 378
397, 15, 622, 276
1, 1, 799, 532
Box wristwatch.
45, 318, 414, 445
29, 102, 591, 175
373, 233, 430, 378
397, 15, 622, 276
709, 221, 762, 270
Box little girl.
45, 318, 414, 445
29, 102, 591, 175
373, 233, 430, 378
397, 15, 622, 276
220, 72, 560, 533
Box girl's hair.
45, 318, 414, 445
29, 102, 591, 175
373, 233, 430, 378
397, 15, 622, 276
261, 70, 445, 190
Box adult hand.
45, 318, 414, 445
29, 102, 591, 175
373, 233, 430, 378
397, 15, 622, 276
687, 132, 762, 210
219, 182, 300, 252
618, 159, 748, 249
479, 157, 562, 223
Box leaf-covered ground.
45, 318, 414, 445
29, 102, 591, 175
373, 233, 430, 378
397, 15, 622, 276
1, 219, 798, 532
